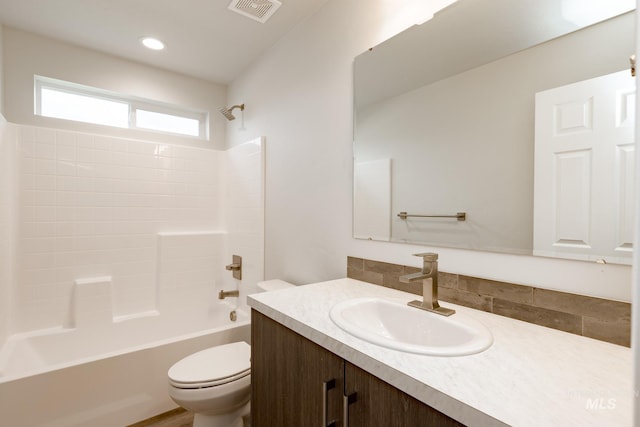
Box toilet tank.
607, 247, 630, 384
256, 280, 295, 292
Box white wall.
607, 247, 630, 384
2, 27, 227, 150
227, 0, 632, 302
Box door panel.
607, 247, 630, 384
534, 70, 635, 263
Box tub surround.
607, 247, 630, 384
348, 257, 631, 347
9, 125, 264, 334
0, 119, 16, 347
14, 124, 224, 332
248, 278, 632, 427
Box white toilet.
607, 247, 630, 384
167, 280, 294, 427
168, 341, 251, 427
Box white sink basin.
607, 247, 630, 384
329, 297, 493, 356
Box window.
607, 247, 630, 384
34, 76, 209, 139
135, 109, 200, 137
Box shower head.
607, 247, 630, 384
220, 104, 245, 121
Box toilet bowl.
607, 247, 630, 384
167, 280, 295, 427
168, 342, 251, 427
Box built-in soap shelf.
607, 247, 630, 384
67, 230, 232, 329
71, 276, 113, 328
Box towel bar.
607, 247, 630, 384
397, 211, 466, 221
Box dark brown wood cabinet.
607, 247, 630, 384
251, 310, 343, 426
251, 310, 465, 427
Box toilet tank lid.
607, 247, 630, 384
257, 279, 295, 292
168, 341, 250, 384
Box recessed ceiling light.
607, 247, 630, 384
140, 37, 165, 51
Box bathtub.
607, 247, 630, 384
0, 302, 250, 427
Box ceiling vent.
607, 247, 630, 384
228, 0, 282, 23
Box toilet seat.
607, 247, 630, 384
169, 341, 251, 389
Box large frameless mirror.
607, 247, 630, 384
353, 0, 636, 264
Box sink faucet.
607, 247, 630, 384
399, 253, 455, 316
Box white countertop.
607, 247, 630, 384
247, 278, 633, 427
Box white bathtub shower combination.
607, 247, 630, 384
0, 300, 249, 382
0, 125, 265, 426
0, 303, 250, 427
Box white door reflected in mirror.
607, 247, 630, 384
534, 70, 635, 265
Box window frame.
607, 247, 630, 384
34, 75, 209, 140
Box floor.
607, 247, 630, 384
128, 408, 194, 427
128, 408, 251, 427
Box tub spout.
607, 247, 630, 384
219, 290, 239, 299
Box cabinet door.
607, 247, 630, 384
251, 310, 344, 427
344, 362, 465, 427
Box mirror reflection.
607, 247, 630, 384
353, 0, 635, 264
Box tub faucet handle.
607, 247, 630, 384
225, 255, 242, 280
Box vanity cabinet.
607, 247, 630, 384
251, 310, 464, 427
251, 309, 343, 426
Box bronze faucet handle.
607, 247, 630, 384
413, 252, 438, 261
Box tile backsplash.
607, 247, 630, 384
347, 256, 631, 347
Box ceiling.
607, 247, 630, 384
0, 0, 329, 84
